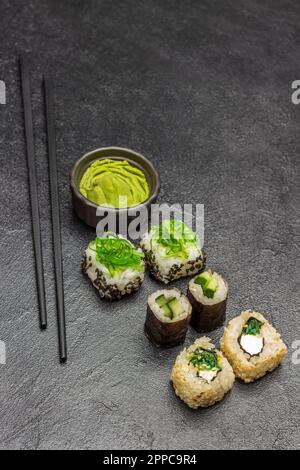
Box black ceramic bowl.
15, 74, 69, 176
70, 147, 160, 228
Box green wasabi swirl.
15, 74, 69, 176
80, 159, 150, 208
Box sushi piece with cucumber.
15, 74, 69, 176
140, 219, 205, 284
187, 269, 228, 332
82, 232, 145, 300
220, 310, 288, 383
171, 337, 235, 408
145, 289, 192, 347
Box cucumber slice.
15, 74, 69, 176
161, 303, 173, 318
168, 298, 185, 318
156, 294, 168, 307
203, 278, 218, 299
195, 271, 212, 287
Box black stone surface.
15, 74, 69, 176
0, 0, 299, 450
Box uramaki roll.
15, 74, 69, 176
82, 232, 145, 300
187, 270, 228, 332
140, 219, 205, 284
171, 337, 235, 409
220, 310, 288, 383
145, 289, 192, 347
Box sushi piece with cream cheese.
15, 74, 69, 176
171, 337, 235, 408
140, 219, 205, 284
220, 310, 288, 383
82, 232, 145, 300
145, 288, 192, 347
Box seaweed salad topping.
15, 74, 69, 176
151, 219, 200, 259
89, 232, 144, 276
189, 348, 222, 373
243, 317, 264, 336
240, 317, 264, 356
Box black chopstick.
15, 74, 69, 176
20, 56, 47, 330
44, 77, 67, 363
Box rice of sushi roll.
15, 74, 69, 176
187, 270, 228, 332
82, 232, 145, 300
140, 219, 205, 284
145, 289, 192, 347
220, 310, 288, 383
171, 337, 235, 409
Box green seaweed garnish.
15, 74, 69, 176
89, 232, 144, 276
151, 219, 200, 259
188, 348, 222, 372
243, 318, 264, 336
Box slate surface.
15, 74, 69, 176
0, 0, 299, 450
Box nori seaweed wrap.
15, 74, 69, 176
187, 270, 228, 332
145, 289, 192, 347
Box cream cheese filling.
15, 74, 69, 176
240, 334, 264, 356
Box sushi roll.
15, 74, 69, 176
187, 270, 228, 332
220, 310, 288, 383
82, 232, 145, 300
140, 219, 205, 284
171, 337, 235, 409
145, 289, 192, 347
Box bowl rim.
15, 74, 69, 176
70, 146, 161, 213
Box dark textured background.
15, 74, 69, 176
0, 0, 299, 450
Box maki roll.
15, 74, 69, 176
82, 232, 145, 300
145, 289, 192, 347
171, 337, 235, 409
140, 219, 205, 284
187, 270, 228, 332
220, 310, 288, 383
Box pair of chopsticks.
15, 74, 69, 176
20, 56, 67, 363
